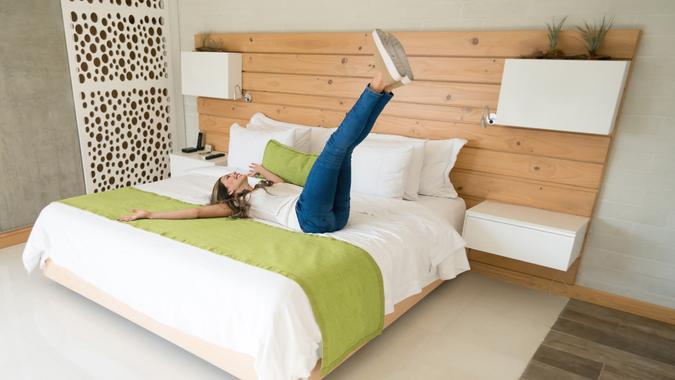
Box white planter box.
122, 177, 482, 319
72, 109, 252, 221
495, 59, 630, 135
181, 52, 242, 99
462, 201, 589, 271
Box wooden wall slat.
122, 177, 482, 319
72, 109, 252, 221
202, 30, 640, 58
243, 53, 504, 83
468, 249, 580, 284
243, 72, 500, 108
461, 195, 484, 210
455, 147, 604, 189
241, 91, 485, 123
204, 132, 230, 152
451, 169, 597, 216
201, 107, 603, 193
199, 101, 344, 127
198, 98, 611, 163
200, 115, 245, 151
372, 116, 610, 163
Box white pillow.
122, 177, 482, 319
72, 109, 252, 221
247, 112, 312, 153
309, 127, 337, 154
351, 140, 414, 199
418, 138, 467, 198
365, 133, 425, 200
227, 123, 295, 171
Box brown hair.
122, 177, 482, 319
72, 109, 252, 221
209, 177, 272, 218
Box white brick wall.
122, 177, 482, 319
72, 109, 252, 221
170, 0, 675, 308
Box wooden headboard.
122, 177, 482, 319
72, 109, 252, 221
195, 29, 640, 285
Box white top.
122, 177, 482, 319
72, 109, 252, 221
248, 182, 303, 231
466, 200, 589, 237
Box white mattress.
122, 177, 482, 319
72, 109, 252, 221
23, 166, 469, 380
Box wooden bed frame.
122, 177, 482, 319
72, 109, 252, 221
41, 29, 640, 379
43, 259, 443, 379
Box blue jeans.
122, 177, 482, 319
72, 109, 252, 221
296, 85, 393, 233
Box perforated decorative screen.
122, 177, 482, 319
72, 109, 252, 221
61, 0, 175, 193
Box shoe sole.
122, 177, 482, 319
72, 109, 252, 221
372, 29, 412, 85
388, 33, 414, 82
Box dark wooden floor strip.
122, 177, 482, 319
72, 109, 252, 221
544, 330, 675, 380
522, 300, 675, 380
564, 300, 675, 341
532, 345, 603, 379
522, 360, 592, 380
552, 316, 675, 366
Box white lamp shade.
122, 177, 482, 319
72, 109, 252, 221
181, 51, 242, 99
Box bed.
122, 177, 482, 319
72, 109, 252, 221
23, 165, 469, 380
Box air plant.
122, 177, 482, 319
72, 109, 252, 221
545, 16, 567, 58
577, 16, 614, 58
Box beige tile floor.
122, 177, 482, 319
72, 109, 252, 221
1, 243, 568, 380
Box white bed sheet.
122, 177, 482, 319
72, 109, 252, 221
23, 166, 469, 380
416, 195, 467, 232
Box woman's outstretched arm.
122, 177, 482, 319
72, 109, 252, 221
118, 204, 233, 222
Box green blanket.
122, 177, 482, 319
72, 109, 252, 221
60, 187, 384, 375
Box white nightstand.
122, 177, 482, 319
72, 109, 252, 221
169, 151, 228, 177
462, 201, 589, 271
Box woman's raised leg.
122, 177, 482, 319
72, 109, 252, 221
332, 89, 393, 229
296, 29, 413, 233
295, 84, 385, 233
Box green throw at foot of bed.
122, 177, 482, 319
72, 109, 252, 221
60, 187, 384, 375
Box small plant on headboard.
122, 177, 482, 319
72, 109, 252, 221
530, 16, 569, 59
526, 15, 615, 60
577, 16, 614, 60
544, 16, 567, 58
196, 31, 225, 52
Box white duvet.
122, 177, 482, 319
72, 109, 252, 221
23, 166, 469, 380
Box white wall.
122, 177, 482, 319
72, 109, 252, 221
170, 0, 675, 308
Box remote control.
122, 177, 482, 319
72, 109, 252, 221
204, 152, 225, 160
181, 147, 199, 153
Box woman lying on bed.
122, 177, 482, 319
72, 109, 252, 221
119, 29, 414, 233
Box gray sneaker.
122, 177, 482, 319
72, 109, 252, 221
372, 29, 414, 84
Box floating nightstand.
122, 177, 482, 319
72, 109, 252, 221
462, 201, 590, 271
170, 151, 228, 178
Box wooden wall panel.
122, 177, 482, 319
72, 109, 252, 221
451, 169, 597, 216
243, 72, 500, 108
455, 148, 604, 188
469, 249, 580, 284
243, 54, 504, 83
202, 30, 640, 58
195, 29, 639, 285
199, 115, 247, 151
199, 98, 610, 163
214, 91, 485, 123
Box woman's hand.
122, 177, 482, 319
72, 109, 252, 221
248, 162, 285, 184
118, 209, 150, 222
248, 163, 264, 177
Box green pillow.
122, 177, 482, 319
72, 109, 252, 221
262, 140, 317, 186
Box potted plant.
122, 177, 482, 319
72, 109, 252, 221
531, 16, 567, 59
577, 16, 614, 60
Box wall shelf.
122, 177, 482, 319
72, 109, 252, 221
494, 59, 630, 135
